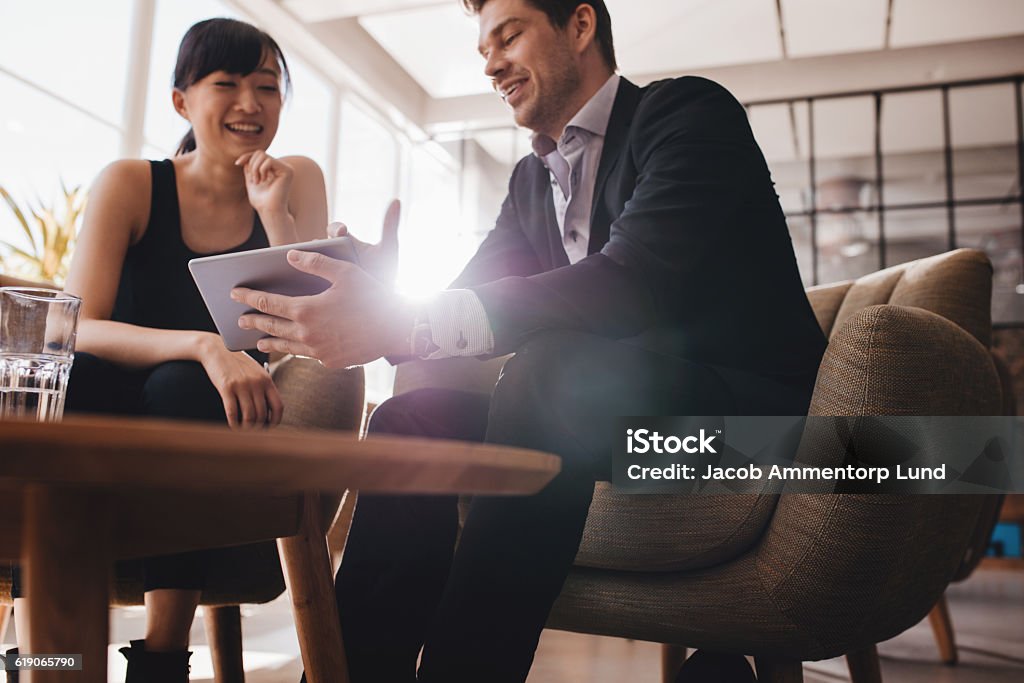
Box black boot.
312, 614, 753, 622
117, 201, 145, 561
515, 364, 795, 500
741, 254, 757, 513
4, 648, 18, 683
120, 640, 192, 683
674, 650, 757, 682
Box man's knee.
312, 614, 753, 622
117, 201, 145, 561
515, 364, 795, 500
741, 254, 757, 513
369, 388, 490, 442
489, 331, 586, 425
485, 331, 600, 464
368, 390, 428, 436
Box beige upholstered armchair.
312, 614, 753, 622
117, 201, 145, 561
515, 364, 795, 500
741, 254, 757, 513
393, 248, 1005, 683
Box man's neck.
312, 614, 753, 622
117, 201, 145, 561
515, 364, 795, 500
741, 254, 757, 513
546, 68, 615, 140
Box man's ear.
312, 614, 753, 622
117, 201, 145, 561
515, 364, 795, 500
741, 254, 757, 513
171, 89, 190, 122
570, 3, 598, 55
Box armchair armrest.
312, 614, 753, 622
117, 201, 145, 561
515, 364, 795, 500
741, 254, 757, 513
755, 304, 1001, 655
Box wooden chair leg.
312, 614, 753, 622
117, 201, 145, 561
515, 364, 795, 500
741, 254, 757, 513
204, 605, 245, 683
327, 490, 357, 572
928, 594, 958, 665
661, 644, 687, 683
278, 493, 349, 683
0, 606, 11, 646
846, 644, 883, 683
754, 656, 804, 683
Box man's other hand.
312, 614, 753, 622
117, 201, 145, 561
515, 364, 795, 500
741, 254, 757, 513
327, 199, 400, 287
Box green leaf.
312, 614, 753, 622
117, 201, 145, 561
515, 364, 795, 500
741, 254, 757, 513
0, 185, 38, 253
0, 240, 42, 265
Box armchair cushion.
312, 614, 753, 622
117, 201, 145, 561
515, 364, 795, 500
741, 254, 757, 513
573, 486, 776, 572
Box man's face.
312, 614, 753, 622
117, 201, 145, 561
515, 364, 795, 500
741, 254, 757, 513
477, 0, 582, 137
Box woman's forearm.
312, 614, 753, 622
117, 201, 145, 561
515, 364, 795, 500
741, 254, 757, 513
257, 208, 298, 246
75, 319, 220, 369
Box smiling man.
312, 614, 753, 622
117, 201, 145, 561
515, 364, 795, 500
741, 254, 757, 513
233, 1, 826, 681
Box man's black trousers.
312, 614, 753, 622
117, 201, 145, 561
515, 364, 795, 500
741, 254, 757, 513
334, 330, 816, 683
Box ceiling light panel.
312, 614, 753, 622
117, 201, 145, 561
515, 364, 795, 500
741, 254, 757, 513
283, 0, 446, 23
360, 4, 489, 98
781, 0, 887, 58
890, 0, 1024, 48
606, 0, 783, 75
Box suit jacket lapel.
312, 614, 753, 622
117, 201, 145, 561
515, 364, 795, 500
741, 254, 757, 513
588, 78, 643, 255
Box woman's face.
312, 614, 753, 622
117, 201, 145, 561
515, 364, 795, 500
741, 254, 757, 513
174, 54, 283, 161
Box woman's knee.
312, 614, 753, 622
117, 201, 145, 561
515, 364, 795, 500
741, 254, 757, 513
142, 361, 224, 422
65, 352, 144, 414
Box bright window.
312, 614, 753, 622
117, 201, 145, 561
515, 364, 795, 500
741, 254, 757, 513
398, 141, 477, 298
267, 57, 334, 177
334, 99, 399, 242
0, 0, 133, 126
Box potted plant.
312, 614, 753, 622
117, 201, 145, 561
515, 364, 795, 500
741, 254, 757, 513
0, 182, 87, 286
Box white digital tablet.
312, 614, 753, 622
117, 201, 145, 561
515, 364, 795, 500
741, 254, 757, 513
189, 236, 360, 351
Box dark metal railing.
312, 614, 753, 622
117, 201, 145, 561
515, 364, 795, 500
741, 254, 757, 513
747, 74, 1024, 285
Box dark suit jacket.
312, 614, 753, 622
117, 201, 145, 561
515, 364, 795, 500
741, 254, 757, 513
451, 76, 826, 382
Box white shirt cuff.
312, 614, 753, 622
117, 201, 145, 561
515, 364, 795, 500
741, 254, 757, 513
422, 289, 495, 359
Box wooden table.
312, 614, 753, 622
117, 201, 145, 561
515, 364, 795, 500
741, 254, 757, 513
0, 415, 560, 682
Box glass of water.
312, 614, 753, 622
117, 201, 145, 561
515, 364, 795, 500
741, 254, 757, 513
0, 287, 81, 422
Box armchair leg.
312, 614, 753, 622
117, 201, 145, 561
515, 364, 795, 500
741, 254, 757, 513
846, 644, 882, 683
278, 493, 349, 683
661, 644, 687, 683
327, 491, 357, 572
754, 656, 803, 682
928, 594, 958, 665
0, 606, 10, 645
204, 605, 245, 683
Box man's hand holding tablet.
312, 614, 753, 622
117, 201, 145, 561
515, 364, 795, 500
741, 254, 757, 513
229, 199, 412, 368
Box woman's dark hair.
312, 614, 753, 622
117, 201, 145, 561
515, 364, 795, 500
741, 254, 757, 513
173, 18, 291, 155
461, 0, 616, 71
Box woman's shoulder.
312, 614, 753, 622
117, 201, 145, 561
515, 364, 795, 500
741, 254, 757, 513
279, 155, 324, 180
96, 158, 152, 182
88, 159, 154, 236
92, 159, 152, 201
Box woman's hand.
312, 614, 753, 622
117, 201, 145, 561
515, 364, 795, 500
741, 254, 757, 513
195, 333, 283, 429
236, 151, 294, 219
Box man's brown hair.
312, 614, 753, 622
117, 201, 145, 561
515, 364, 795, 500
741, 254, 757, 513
462, 0, 617, 71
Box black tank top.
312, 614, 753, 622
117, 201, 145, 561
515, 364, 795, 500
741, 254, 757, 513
111, 159, 270, 334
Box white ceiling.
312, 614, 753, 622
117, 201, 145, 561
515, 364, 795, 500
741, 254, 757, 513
269, 0, 1024, 172
890, 0, 1024, 47
281, 0, 1024, 99
783, 0, 888, 57
359, 3, 481, 99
